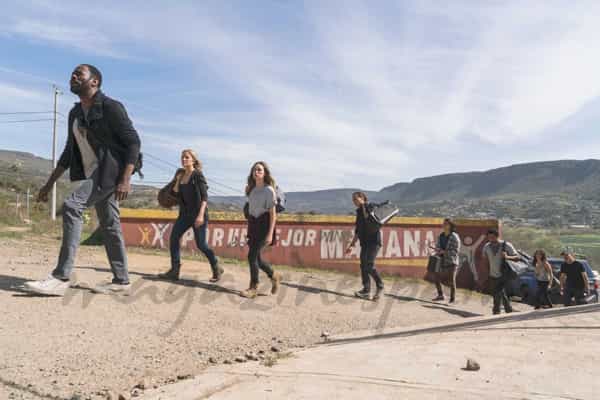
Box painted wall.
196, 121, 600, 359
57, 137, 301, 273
120, 209, 498, 289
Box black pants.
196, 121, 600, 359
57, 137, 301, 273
247, 241, 274, 288
563, 287, 586, 306
435, 265, 457, 300
534, 280, 552, 308
360, 242, 383, 291
489, 276, 512, 313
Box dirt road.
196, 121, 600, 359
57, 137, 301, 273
0, 235, 513, 399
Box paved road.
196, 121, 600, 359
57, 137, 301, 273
142, 304, 600, 400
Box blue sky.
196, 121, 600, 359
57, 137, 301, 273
1, 0, 600, 195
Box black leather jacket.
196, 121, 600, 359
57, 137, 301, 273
355, 203, 382, 245
57, 90, 141, 189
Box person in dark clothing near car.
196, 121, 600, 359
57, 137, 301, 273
346, 192, 384, 301
158, 149, 223, 282
25, 64, 141, 296
559, 249, 589, 306
432, 218, 461, 303
532, 249, 553, 309
482, 229, 520, 314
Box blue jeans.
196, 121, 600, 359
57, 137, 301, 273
169, 213, 218, 273
52, 170, 129, 284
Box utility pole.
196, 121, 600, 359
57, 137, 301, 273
16, 192, 20, 217
51, 85, 62, 220
26, 187, 30, 222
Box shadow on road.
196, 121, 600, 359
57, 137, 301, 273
0, 274, 57, 297
421, 304, 483, 318
282, 281, 357, 300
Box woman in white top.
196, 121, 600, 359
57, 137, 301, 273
241, 161, 281, 298
533, 249, 553, 309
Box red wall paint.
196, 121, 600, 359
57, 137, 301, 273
121, 216, 498, 289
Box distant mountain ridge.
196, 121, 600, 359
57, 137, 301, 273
2, 149, 600, 214
378, 159, 600, 202
213, 159, 600, 214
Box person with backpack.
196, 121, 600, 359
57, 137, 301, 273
241, 161, 281, 298
25, 64, 141, 296
432, 218, 461, 303
345, 192, 384, 301
157, 149, 223, 282
482, 229, 520, 314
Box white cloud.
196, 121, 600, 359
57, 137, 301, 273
2, 0, 600, 191
0, 82, 46, 102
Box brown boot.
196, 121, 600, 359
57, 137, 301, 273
241, 286, 258, 299
271, 272, 281, 295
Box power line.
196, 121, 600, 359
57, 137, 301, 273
0, 111, 55, 115
205, 176, 242, 195
144, 152, 178, 169
0, 170, 236, 202
0, 118, 54, 124
135, 156, 238, 197
144, 151, 243, 195
143, 157, 173, 172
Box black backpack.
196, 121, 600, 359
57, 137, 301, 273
363, 201, 399, 235
274, 185, 286, 213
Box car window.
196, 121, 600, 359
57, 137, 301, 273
549, 261, 562, 271
580, 261, 595, 278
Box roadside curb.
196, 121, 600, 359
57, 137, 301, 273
140, 372, 243, 400
138, 304, 599, 399
327, 303, 600, 344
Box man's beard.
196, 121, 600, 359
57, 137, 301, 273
70, 77, 91, 95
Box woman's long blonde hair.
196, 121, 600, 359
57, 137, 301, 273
181, 149, 203, 172
246, 161, 275, 195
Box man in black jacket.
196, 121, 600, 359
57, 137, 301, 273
25, 64, 141, 296
559, 250, 589, 306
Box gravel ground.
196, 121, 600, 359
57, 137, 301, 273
0, 235, 518, 400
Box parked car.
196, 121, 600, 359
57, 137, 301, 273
509, 257, 600, 305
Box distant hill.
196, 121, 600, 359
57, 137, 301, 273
212, 160, 600, 214
377, 159, 600, 203
0, 149, 233, 210
3, 149, 600, 221
0, 149, 67, 192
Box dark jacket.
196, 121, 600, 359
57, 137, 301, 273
176, 169, 209, 216
438, 231, 461, 267
57, 90, 141, 189
355, 203, 382, 246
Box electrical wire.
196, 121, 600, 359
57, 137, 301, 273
0, 119, 55, 124
144, 151, 243, 195
0, 111, 55, 115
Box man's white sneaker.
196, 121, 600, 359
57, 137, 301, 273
24, 276, 70, 296
92, 282, 131, 294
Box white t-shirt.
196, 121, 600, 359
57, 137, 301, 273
248, 185, 276, 218
72, 117, 98, 179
